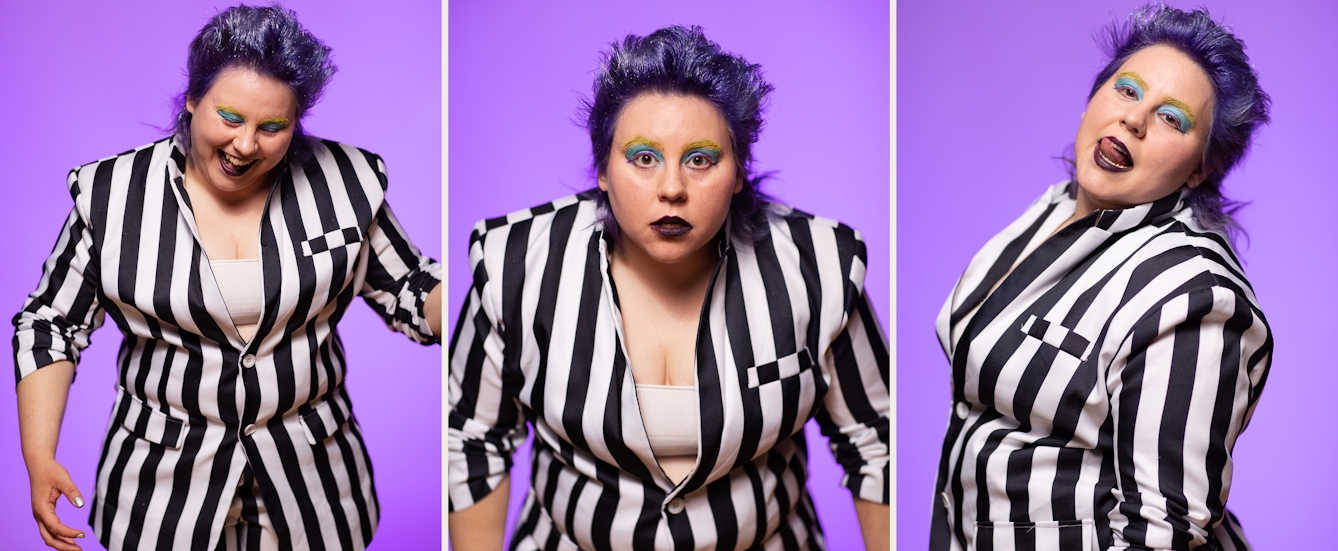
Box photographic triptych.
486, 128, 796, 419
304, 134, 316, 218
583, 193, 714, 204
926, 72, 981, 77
0, 1, 1328, 550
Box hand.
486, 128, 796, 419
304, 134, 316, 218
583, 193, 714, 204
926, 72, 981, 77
27, 458, 87, 551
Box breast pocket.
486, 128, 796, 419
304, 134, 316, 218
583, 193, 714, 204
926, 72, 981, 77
973, 519, 1097, 551
746, 347, 815, 389
1021, 314, 1093, 362
300, 226, 364, 257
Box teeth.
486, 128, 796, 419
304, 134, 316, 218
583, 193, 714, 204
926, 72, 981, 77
1098, 149, 1128, 169
221, 151, 255, 167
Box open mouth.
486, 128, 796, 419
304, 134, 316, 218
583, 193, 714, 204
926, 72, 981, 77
1094, 137, 1133, 172
219, 150, 257, 177
650, 216, 692, 237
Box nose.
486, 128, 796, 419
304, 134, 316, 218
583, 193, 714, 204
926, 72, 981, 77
233, 127, 259, 157
1119, 106, 1147, 139
657, 164, 687, 202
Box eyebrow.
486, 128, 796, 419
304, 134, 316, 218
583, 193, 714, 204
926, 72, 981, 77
216, 105, 244, 117
622, 137, 661, 150
1160, 97, 1198, 126
682, 140, 723, 152
1116, 71, 1149, 91
259, 116, 291, 126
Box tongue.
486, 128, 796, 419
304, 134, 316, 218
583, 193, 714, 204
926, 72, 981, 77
1099, 139, 1132, 168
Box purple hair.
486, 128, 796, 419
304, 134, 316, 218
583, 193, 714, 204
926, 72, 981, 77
171, 4, 336, 163
1080, 3, 1270, 240
581, 25, 775, 244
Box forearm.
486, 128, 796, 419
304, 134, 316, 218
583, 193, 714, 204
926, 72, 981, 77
426, 282, 442, 338
17, 361, 75, 466
854, 497, 889, 551
448, 475, 509, 550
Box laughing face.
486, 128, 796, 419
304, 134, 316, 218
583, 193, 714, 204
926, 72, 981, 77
1073, 44, 1214, 213
184, 66, 298, 199
598, 93, 742, 266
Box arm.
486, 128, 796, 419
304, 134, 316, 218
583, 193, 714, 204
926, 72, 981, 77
18, 361, 86, 551
448, 476, 509, 550
854, 498, 890, 551
813, 289, 892, 528
358, 197, 443, 344
13, 200, 105, 550
1105, 286, 1270, 550
446, 226, 527, 545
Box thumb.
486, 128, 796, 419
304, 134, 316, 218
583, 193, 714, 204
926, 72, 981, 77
55, 468, 84, 509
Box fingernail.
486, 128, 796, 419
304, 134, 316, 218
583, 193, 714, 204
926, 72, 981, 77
74, 496, 84, 508
77, 533, 85, 539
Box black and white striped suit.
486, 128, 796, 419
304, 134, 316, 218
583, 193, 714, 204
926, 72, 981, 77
931, 182, 1270, 551
448, 192, 889, 550
12, 138, 441, 551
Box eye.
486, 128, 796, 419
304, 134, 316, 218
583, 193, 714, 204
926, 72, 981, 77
216, 109, 244, 125
1156, 105, 1192, 134
633, 152, 658, 167
1113, 76, 1143, 101
684, 153, 716, 169
259, 123, 288, 134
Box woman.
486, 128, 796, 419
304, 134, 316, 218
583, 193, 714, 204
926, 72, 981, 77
930, 6, 1271, 550
13, 6, 442, 551
448, 26, 890, 550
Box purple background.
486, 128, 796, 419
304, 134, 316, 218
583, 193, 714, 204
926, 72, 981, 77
447, 1, 888, 549
899, 1, 1336, 549
0, 1, 441, 549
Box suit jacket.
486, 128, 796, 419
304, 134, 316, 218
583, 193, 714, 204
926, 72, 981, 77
931, 182, 1270, 551
448, 192, 889, 551
13, 137, 441, 551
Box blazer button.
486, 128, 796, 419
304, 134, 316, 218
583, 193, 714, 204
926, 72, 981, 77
955, 402, 970, 420
666, 497, 685, 514
243, 424, 257, 436
242, 354, 256, 368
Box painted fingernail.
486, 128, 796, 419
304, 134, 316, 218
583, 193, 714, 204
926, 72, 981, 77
77, 533, 85, 539
73, 496, 84, 508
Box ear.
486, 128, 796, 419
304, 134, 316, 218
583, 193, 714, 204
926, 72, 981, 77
597, 171, 609, 192
1186, 163, 1211, 189
186, 98, 197, 116
733, 173, 744, 194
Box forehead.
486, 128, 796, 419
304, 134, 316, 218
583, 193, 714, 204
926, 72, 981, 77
1115, 45, 1215, 113
202, 66, 298, 114
612, 93, 731, 143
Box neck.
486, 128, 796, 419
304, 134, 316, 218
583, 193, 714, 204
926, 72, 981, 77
183, 157, 275, 212
611, 235, 721, 298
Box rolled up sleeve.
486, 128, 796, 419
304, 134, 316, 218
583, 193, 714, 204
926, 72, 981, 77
1105, 286, 1270, 550
13, 198, 106, 383
814, 270, 890, 503
358, 194, 442, 345
447, 224, 528, 511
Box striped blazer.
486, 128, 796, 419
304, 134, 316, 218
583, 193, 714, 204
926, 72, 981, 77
448, 193, 889, 550
931, 182, 1271, 551
12, 138, 441, 551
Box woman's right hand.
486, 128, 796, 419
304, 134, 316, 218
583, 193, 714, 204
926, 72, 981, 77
26, 457, 86, 551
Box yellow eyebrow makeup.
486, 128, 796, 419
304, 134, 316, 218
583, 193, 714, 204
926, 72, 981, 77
682, 140, 722, 153
1116, 71, 1149, 92
623, 137, 661, 151
1160, 97, 1197, 126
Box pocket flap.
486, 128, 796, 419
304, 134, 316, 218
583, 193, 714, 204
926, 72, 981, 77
301, 226, 364, 257
746, 348, 814, 389
117, 389, 188, 449
1021, 314, 1092, 361
299, 394, 353, 446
